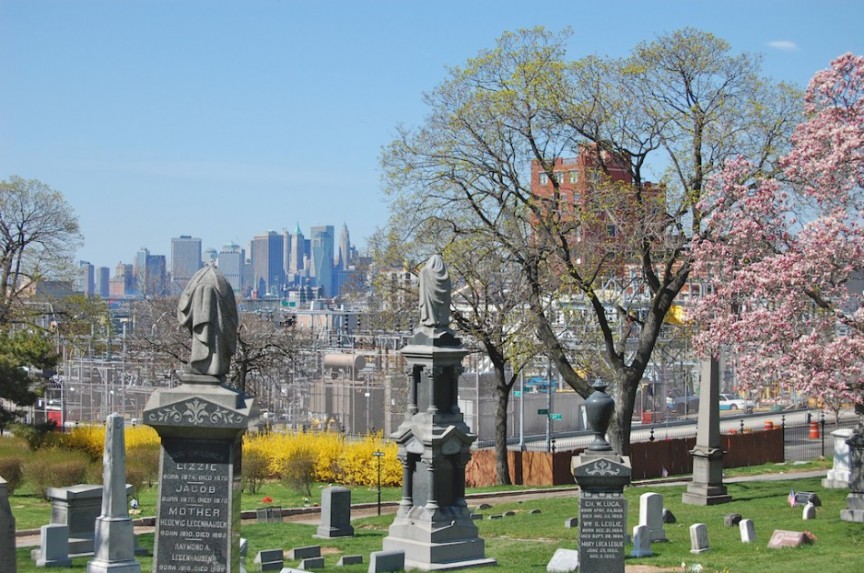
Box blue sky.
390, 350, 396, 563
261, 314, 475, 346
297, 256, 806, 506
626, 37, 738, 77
2, 1, 862, 270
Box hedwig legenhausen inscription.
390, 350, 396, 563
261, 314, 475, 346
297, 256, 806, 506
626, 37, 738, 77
155, 440, 234, 573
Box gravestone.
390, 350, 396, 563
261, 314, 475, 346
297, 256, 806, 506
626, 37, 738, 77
564, 517, 578, 528
723, 513, 742, 527
572, 380, 631, 573
822, 428, 854, 488
767, 529, 812, 549
254, 549, 283, 571
689, 523, 709, 554
0, 476, 16, 573
316, 486, 354, 538
802, 502, 816, 520
336, 555, 363, 566
240, 538, 249, 573
841, 425, 864, 523
682, 357, 732, 506
46, 484, 103, 554
545, 548, 580, 573
630, 525, 652, 557
297, 556, 324, 570
381, 256, 495, 570
368, 550, 405, 573
37, 524, 72, 567
739, 519, 756, 543
793, 492, 821, 506
256, 507, 282, 523
661, 508, 676, 524
144, 266, 256, 573
638, 492, 667, 542
88, 412, 141, 573
288, 546, 320, 560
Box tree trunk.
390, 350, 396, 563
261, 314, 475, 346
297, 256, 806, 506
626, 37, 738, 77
494, 379, 512, 485
609, 370, 641, 456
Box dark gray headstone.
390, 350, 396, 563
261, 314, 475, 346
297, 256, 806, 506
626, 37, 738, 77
368, 550, 404, 573
503, 510, 516, 517
36, 524, 72, 567
488, 514, 503, 520
316, 487, 354, 538
336, 554, 363, 566
794, 492, 821, 507
690, 523, 710, 554
564, 517, 578, 528
256, 508, 269, 523
46, 484, 104, 554
578, 491, 627, 570
470, 513, 483, 520
477, 503, 492, 510
530, 509, 542, 514
661, 508, 676, 523
289, 546, 321, 560
254, 549, 284, 571
546, 548, 580, 573
298, 556, 325, 570
0, 477, 16, 573
724, 513, 743, 527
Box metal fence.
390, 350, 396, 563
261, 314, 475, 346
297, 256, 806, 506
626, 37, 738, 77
781, 413, 860, 462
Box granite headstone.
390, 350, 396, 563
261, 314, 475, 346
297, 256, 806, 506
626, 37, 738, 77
316, 487, 354, 538
0, 476, 16, 573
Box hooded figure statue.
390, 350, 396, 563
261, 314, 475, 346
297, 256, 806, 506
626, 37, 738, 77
418, 254, 451, 330
177, 265, 239, 377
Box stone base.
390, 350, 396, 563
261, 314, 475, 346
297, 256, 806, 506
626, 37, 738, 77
841, 508, 864, 522
314, 525, 354, 538
36, 557, 72, 567
682, 484, 732, 506
383, 515, 495, 571
822, 478, 851, 489
87, 559, 142, 573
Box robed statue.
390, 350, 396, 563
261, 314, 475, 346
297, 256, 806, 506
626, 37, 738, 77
418, 254, 451, 330
177, 265, 239, 377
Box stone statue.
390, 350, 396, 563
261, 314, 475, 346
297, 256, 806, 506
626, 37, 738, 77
418, 255, 451, 329
177, 265, 238, 377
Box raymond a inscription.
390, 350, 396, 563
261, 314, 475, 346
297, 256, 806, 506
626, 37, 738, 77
579, 492, 627, 570
155, 440, 234, 573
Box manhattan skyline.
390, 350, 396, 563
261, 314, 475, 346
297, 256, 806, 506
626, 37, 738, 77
3, 1, 862, 267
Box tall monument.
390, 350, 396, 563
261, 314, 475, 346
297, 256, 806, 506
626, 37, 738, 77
144, 265, 256, 573
382, 255, 495, 571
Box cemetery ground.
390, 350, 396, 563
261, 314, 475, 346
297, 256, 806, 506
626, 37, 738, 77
11, 460, 864, 573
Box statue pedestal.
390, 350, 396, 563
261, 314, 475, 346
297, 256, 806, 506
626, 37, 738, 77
382, 334, 495, 571
144, 373, 256, 573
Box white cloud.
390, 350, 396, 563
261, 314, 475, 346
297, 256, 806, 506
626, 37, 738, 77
767, 40, 798, 52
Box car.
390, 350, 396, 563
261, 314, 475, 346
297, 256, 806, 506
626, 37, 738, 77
666, 392, 700, 415
719, 393, 755, 412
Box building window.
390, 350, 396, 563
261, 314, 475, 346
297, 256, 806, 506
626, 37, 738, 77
569, 170, 578, 184
539, 173, 549, 185
553, 172, 563, 184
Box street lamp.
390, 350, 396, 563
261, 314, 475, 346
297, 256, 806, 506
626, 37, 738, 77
373, 450, 385, 515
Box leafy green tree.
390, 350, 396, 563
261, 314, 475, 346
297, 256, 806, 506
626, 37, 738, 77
0, 329, 58, 431
382, 27, 800, 454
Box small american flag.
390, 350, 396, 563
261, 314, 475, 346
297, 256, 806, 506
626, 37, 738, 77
788, 488, 796, 507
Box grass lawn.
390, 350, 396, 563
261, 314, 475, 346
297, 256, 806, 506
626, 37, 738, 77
14, 473, 864, 573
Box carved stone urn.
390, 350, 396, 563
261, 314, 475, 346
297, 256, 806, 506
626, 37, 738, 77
585, 379, 614, 451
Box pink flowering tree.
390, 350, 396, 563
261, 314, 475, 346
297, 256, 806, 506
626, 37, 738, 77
692, 54, 864, 414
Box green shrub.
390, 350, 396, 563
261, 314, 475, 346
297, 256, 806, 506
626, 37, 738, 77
126, 443, 160, 490
280, 448, 316, 497
24, 448, 93, 498
0, 456, 24, 493
11, 422, 61, 451
242, 448, 269, 494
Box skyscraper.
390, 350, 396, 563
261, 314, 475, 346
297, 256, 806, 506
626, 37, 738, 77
96, 267, 110, 298
289, 223, 305, 275
171, 235, 202, 293
250, 231, 284, 297
310, 225, 335, 297
79, 261, 94, 296
218, 243, 245, 293
134, 248, 168, 297
337, 223, 351, 270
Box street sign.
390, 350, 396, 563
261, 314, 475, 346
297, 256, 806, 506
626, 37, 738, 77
513, 391, 522, 397
550, 413, 563, 421
537, 408, 549, 415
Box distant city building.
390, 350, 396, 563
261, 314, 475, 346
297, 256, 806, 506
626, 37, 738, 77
289, 223, 305, 275
96, 266, 110, 298
217, 242, 245, 293
337, 223, 351, 270
171, 235, 202, 293
310, 225, 335, 297
110, 262, 134, 297
78, 261, 94, 296
204, 247, 218, 266
134, 248, 168, 297
250, 231, 284, 297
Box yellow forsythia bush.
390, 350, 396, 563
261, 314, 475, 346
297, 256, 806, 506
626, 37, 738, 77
62, 424, 160, 461
243, 430, 402, 487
